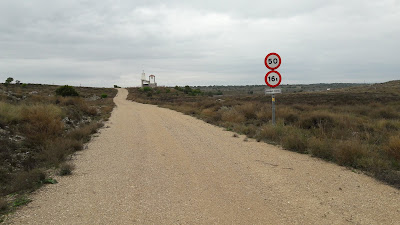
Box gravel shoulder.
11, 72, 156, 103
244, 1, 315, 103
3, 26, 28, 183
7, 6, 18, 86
6, 88, 400, 224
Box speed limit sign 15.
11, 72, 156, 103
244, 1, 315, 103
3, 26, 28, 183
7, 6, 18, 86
265, 71, 282, 88
264, 53, 281, 70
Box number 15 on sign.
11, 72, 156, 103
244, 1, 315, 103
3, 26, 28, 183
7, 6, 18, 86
265, 71, 282, 88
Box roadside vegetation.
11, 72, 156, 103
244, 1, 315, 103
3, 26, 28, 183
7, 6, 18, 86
128, 81, 400, 188
0, 80, 116, 220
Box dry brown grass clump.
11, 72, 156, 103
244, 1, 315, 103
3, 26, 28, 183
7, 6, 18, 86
7, 169, 45, 194
385, 136, 400, 161
0, 102, 23, 126
220, 107, 246, 123
21, 104, 64, 144
308, 137, 333, 160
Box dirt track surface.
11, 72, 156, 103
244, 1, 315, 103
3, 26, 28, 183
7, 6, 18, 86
7, 88, 400, 224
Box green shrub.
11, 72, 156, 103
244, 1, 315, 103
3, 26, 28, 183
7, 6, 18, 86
174, 86, 184, 92
21, 83, 27, 88
13, 195, 31, 207
101, 94, 108, 98
143, 87, 152, 92
55, 85, 79, 97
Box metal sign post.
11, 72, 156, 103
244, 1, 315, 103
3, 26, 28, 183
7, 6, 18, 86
264, 52, 282, 126
272, 94, 276, 125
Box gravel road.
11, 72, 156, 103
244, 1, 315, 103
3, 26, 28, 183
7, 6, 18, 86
7, 88, 400, 224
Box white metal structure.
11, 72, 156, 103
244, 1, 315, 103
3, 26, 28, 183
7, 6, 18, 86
141, 70, 157, 87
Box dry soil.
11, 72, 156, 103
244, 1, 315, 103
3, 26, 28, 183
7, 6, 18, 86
7, 88, 400, 224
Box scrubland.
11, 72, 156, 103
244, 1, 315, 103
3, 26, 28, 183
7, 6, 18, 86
127, 81, 400, 188
0, 83, 116, 219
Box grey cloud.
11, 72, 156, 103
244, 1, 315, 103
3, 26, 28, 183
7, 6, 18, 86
0, 0, 399, 87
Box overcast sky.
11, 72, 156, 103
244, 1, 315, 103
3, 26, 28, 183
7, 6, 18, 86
0, 0, 399, 87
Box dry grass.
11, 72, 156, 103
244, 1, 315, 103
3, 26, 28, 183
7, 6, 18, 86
220, 107, 246, 123
7, 169, 46, 194
66, 122, 102, 142
385, 136, 400, 161
127, 81, 400, 187
21, 104, 64, 144
0, 83, 117, 209
0, 102, 23, 126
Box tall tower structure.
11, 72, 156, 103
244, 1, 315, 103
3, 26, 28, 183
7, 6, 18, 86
141, 70, 146, 81
141, 70, 150, 87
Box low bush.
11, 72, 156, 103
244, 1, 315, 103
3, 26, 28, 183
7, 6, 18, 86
38, 138, 82, 166
67, 122, 102, 142
101, 94, 108, 98
255, 106, 271, 122
21, 104, 64, 144
8, 169, 46, 194
236, 103, 257, 120
0, 197, 7, 212
385, 136, 400, 161
143, 87, 152, 92
59, 163, 75, 176
281, 128, 308, 153
55, 85, 79, 97
220, 108, 245, 123
256, 124, 283, 143
298, 111, 336, 130
0, 102, 23, 126
308, 137, 333, 160
334, 140, 367, 167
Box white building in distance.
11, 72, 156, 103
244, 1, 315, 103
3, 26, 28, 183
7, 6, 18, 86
141, 70, 157, 88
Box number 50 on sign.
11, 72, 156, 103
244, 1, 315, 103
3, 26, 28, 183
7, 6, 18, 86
264, 53, 281, 70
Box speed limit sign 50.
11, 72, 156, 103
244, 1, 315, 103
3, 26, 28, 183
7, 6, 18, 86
264, 53, 281, 70
265, 71, 281, 88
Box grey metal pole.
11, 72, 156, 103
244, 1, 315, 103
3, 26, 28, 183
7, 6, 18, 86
272, 94, 276, 126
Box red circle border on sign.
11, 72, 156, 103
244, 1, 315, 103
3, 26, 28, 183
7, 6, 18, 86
264, 52, 282, 70
265, 70, 282, 88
